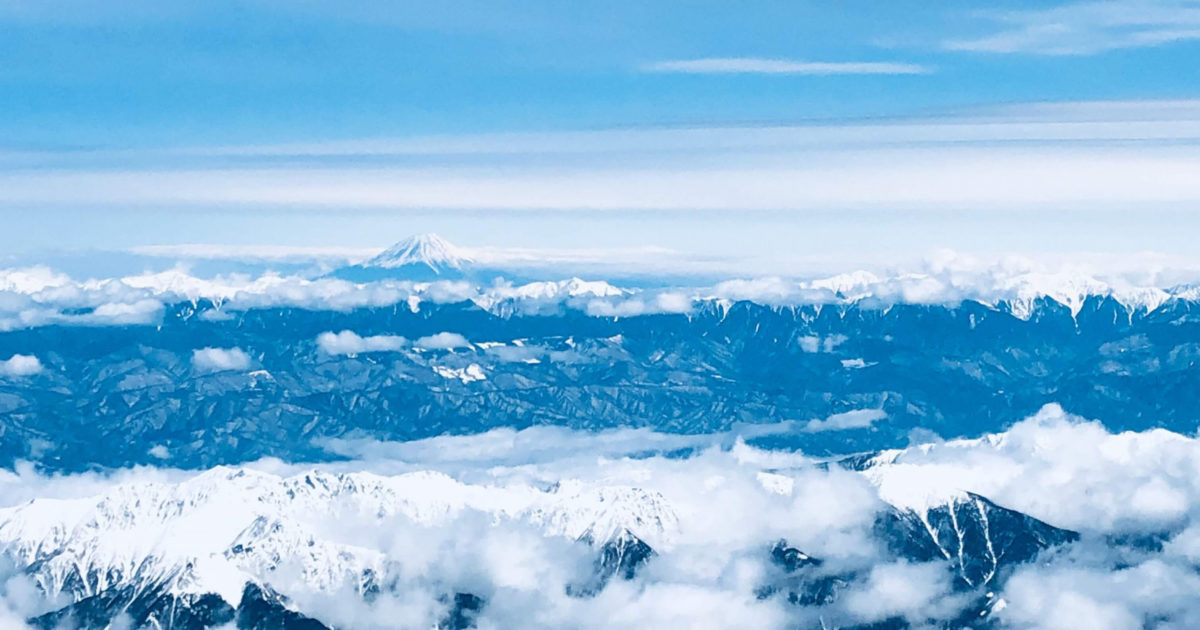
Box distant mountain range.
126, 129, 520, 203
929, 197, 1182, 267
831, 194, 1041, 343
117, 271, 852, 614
2, 292, 1200, 471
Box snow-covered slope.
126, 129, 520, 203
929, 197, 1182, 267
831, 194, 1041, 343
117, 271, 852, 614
364, 234, 474, 272
0, 466, 681, 626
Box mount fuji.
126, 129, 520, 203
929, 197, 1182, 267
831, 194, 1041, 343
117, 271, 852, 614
365, 234, 473, 273
324, 234, 693, 287
330, 234, 477, 283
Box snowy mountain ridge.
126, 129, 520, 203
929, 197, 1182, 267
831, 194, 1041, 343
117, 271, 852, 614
0, 467, 681, 615
0, 426, 1099, 629
5, 247, 1200, 333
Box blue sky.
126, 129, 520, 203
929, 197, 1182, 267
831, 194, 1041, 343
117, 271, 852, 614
4, 0, 1199, 147
4, 0, 1200, 267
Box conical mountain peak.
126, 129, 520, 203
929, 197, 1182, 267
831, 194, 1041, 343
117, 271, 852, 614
367, 233, 473, 272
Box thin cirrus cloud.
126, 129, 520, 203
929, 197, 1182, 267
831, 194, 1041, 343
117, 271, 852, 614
6, 100, 1200, 213
947, 0, 1200, 55
641, 57, 930, 75
7, 147, 1200, 211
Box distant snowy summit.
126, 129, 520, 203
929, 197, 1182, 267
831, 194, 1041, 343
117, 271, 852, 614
366, 233, 474, 272
327, 233, 670, 286
332, 233, 479, 282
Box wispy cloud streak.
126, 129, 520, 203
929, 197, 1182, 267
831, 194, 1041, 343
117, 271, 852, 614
948, 0, 1200, 55
641, 57, 930, 75
5, 100, 1200, 213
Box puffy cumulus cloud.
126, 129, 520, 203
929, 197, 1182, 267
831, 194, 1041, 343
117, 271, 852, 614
191, 347, 253, 373
0, 292, 164, 331
796, 334, 846, 354
0, 267, 70, 293
841, 561, 959, 624
998, 559, 1200, 630
0, 355, 42, 377
571, 582, 789, 629
415, 332, 470, 350
316, 330, 408, 356
0, 563, 36, 630
802, 409, 886, 433
709, 277, 831, 305
583, 291, 693, 318
862, 404, 1200, 534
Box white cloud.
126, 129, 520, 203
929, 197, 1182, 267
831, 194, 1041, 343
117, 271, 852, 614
414, 332, 470, 350
861, 403, 1200, 533
0, 355, 42, 377
842, 561, 957, 623
191, 347, 252, 373
583, 291, 694, 318
0, 267, 70, 293
642, 57, 930, 75
147, 445, 170, 460
19, 148, 1200, 212
947, 0, 1200, 55
10, 100, 1200, 214
318, 422, 798, 468
803, 409, 886, 433
317, 330, 408, 356
653, 292, 694, 314
997, 560, 1200, 630
796, 335, 845, 353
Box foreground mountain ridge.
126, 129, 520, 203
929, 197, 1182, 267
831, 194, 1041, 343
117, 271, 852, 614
0, 451, 1079, 629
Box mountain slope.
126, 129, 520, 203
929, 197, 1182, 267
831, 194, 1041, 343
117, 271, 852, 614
0, 467, 681, 629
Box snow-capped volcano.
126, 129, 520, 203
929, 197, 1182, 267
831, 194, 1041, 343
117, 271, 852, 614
330, 233, 482, 282
365, 233, 473, 273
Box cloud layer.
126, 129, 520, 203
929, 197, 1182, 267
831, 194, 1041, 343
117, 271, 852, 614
7, 100, 1200, 214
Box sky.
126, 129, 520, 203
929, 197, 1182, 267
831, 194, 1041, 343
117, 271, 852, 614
4, 0, 1200, 269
